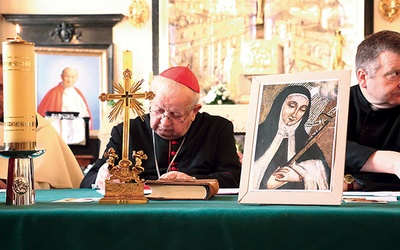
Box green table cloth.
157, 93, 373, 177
0, 189, 399, 250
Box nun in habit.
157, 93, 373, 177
250, 85, 330, 190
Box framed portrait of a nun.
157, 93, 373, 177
238, 70, 351, 205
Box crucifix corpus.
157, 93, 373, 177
98, 69, 155, 204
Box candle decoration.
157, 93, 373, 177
1, 25, 44, 205
123, 50, 133, 73
2, 24, 36, 151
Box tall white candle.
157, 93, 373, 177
123, 50, 133, 73
2, 24, 36, 150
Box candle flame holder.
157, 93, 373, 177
0, 150, 45, 205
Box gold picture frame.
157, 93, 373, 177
35, 47, 109, 132
238, 70, 351, 205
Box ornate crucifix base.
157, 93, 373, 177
99, 181, 148, 204
97, 69, 155, 205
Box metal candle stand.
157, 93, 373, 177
0, 150, 45, 205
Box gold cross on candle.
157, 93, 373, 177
99, 69, 155, 160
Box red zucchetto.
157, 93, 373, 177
159, 65, 200, 93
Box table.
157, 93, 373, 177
0, 189, 399, 250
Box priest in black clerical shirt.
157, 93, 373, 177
344, 30, 400, 191
80, 66, 241, 189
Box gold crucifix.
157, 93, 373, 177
99, 69, 155, 159
98, 69, 155, 204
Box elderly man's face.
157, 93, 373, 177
61, 68, 78, 88
149, 94, 197, 140
149, 82, 201, 140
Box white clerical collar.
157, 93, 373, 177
370, 104, 380, 111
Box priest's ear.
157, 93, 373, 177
356, 68, 368, 88
189, 104, 202, 122
193, 104, 202, 114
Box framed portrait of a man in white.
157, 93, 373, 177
238, 70, 351, 205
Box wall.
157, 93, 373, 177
2, 0, 400, 80
0, 0, 153, 83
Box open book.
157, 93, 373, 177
145, 179, 219, 200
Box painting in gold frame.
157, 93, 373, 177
35, 47, 109, 131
